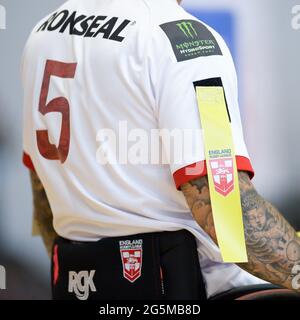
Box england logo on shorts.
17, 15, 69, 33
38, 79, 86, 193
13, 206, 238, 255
210, 157, 234, 196
119, 239, 143, 283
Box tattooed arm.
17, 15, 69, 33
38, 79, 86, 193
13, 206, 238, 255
30, 171, 58, 257
181, 172, 300, 291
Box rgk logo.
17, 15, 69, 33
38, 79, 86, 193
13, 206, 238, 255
0, 265, 6, 290
0, 5, 6, 30
68, 270, 96, 300
176, 21, 197, 39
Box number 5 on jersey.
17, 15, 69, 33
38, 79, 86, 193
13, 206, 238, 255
36, 60, 77, 163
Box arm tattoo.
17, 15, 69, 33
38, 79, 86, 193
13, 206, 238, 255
30, 171, 58, 257
238, 172, 300, 289
181, 176, 218, 244
181, 172, 300, 291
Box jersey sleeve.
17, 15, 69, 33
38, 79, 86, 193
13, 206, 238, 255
148, 19, 254, 189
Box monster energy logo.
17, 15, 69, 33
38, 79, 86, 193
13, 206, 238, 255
160, 19, 222, 62
176, 21, 197, 39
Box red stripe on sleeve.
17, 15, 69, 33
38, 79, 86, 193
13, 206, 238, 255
173, 156, 254, 190
23, 152, 36, 172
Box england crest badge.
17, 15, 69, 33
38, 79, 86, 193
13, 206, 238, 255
209, 157, 234, 196
119, 239, 143, 283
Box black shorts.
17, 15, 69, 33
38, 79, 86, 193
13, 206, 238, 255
51, 230, 207, 300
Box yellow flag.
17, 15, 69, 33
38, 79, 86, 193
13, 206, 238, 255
196, 86, 248, 263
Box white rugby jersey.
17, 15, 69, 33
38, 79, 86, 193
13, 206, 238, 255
22, 0, 265, 297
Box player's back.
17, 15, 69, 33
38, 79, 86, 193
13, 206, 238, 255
22, 0, 198, 240
23, 0, 267, 298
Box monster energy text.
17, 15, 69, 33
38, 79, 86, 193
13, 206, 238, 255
176, 39, 216, 52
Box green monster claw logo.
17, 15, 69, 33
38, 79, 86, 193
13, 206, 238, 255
176, 21, 198, 39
